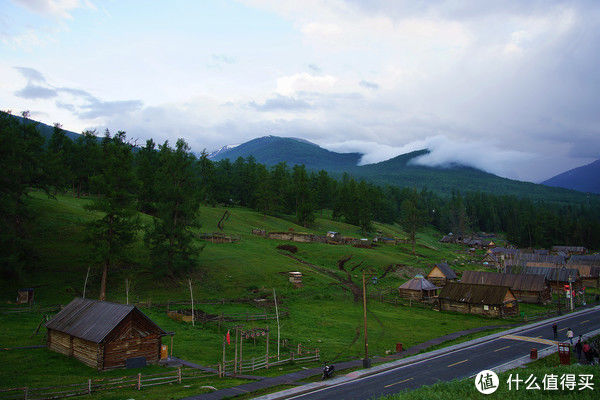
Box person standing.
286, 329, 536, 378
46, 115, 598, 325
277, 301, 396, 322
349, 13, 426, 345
575, 336, 583, 361
552, 323, 558, 340
582, 342, 592, 364
567, 328, 574, 345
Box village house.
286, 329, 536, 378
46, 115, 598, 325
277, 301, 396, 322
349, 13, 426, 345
552, 246, 587, 255
437, 282, 519, 318
398, 275, 440, 301
567, 255, 600, 288
505, 253, 566, 269
426, 263, 458, 287
461, 270, 551, 304
505, 266, 582, 293
46, 298, 168, 370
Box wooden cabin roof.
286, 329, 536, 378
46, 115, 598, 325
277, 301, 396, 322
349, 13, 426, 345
430, 262, 457, 280
552, 246, 587, 253
438, 282, 514, 305
399, 276, 440, 291
46, 298, 165, 343
505, 266, 579, 282
568, 255, 600, 266
461, 270, 547, 292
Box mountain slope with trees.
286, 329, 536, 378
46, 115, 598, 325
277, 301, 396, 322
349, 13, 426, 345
542, 158, 600, 194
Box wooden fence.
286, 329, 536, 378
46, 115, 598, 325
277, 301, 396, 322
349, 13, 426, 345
219, 349, 320, 376
0, 367, 215, 400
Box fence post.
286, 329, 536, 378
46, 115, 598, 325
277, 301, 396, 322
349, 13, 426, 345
291, 351, 294, 362
88, 378, 92, 394
177, 367, 182, 384
265, 354, 269, 369
137, 373, 141, 390
24, 387, 28, 400
218, 363, 222, 378
252, 357, 255, 371
297, 343, 301, 354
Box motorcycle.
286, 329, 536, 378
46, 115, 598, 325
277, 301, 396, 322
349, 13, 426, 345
322, 363, 335, 380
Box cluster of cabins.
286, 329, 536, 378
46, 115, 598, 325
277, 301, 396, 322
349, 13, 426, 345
251, 229, 399, 247
399, 247, 599, 318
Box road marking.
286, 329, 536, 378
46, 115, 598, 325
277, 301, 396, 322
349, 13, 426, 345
384, 377, 413, 388
580, 320, 589, 324
502, 335, 557, 346
494, 346, 511, 352
448, 359, 468, 367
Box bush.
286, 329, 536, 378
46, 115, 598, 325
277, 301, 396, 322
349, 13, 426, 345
276, 244, 298, 253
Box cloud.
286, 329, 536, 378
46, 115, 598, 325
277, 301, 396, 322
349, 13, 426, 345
249, 94, 312, 111
75, 98, 143, 119
212, 54, 235, 64
276, 73, 338, 96
13, 66, 142, 119
15, 83, 58, 99
14, 66, 47, 83
12, 0, 87, 19
359, 80, 379, 90
308, 64, 321, 73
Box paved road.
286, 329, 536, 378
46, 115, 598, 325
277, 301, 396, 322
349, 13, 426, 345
287, 307, 600, 400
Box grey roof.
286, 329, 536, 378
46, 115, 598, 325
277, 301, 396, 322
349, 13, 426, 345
438, 282, 514, 305
505, 266, 579, 282
461, 270, 547, 292
568, 255, 600, 266
46, 297, 164, 343
399, 276, 441, 291
430, 262, 457, 280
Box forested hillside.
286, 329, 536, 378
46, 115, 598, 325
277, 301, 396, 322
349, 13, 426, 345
2, 111, 600, 282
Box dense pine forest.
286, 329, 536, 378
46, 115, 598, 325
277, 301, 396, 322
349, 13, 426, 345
2, 112, 599, 280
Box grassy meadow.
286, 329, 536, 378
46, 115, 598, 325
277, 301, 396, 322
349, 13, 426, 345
0, 192, 543, 398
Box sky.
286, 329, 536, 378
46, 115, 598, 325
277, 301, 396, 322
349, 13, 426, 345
1, 0, 599, 182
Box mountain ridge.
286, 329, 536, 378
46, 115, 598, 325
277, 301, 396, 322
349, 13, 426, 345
542, 158, 600, 194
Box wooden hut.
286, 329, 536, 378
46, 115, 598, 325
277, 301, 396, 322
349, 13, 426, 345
438, 282, 519, 318
552, 246, 587, 255
288, 271, 303, 288
398, 275, 440, 301
506, 253, 566, 269
567, 255, 600, 288
461, 270, 551, 304
505, 266, 581, 292
46, 298, 168, 370
426, 263, 457, 287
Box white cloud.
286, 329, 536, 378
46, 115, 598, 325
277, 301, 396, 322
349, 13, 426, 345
276, 73, 338, 96
12, 0, 85, 19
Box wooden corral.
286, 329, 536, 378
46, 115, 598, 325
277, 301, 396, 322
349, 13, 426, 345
426, 263, 457, 287
398, 275, 440, 301
505, 266, 582, 293
438, 282, 519, 318
461, 270, 551, 304
198, 233, 240, 243
46, 298, 169, 370
251, 228, 267, 237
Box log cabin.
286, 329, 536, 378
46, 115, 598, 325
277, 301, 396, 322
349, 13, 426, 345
398, 275, 440, 301
438, 282, 519, 318
505, 266, 582, 293
567, 255, 600, 288
426, 263, 457, 287
461, 270, 551, 304
46, 298, 167, 370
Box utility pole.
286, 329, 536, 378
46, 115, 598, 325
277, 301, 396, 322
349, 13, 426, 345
273, 288, 281, 360
362, 270, 370, 368
569, 273, 574, 312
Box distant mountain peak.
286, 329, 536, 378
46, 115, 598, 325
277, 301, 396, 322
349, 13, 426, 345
542, 158, 600, 194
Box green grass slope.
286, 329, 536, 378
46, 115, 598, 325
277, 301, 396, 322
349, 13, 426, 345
0, 193, 527, 397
